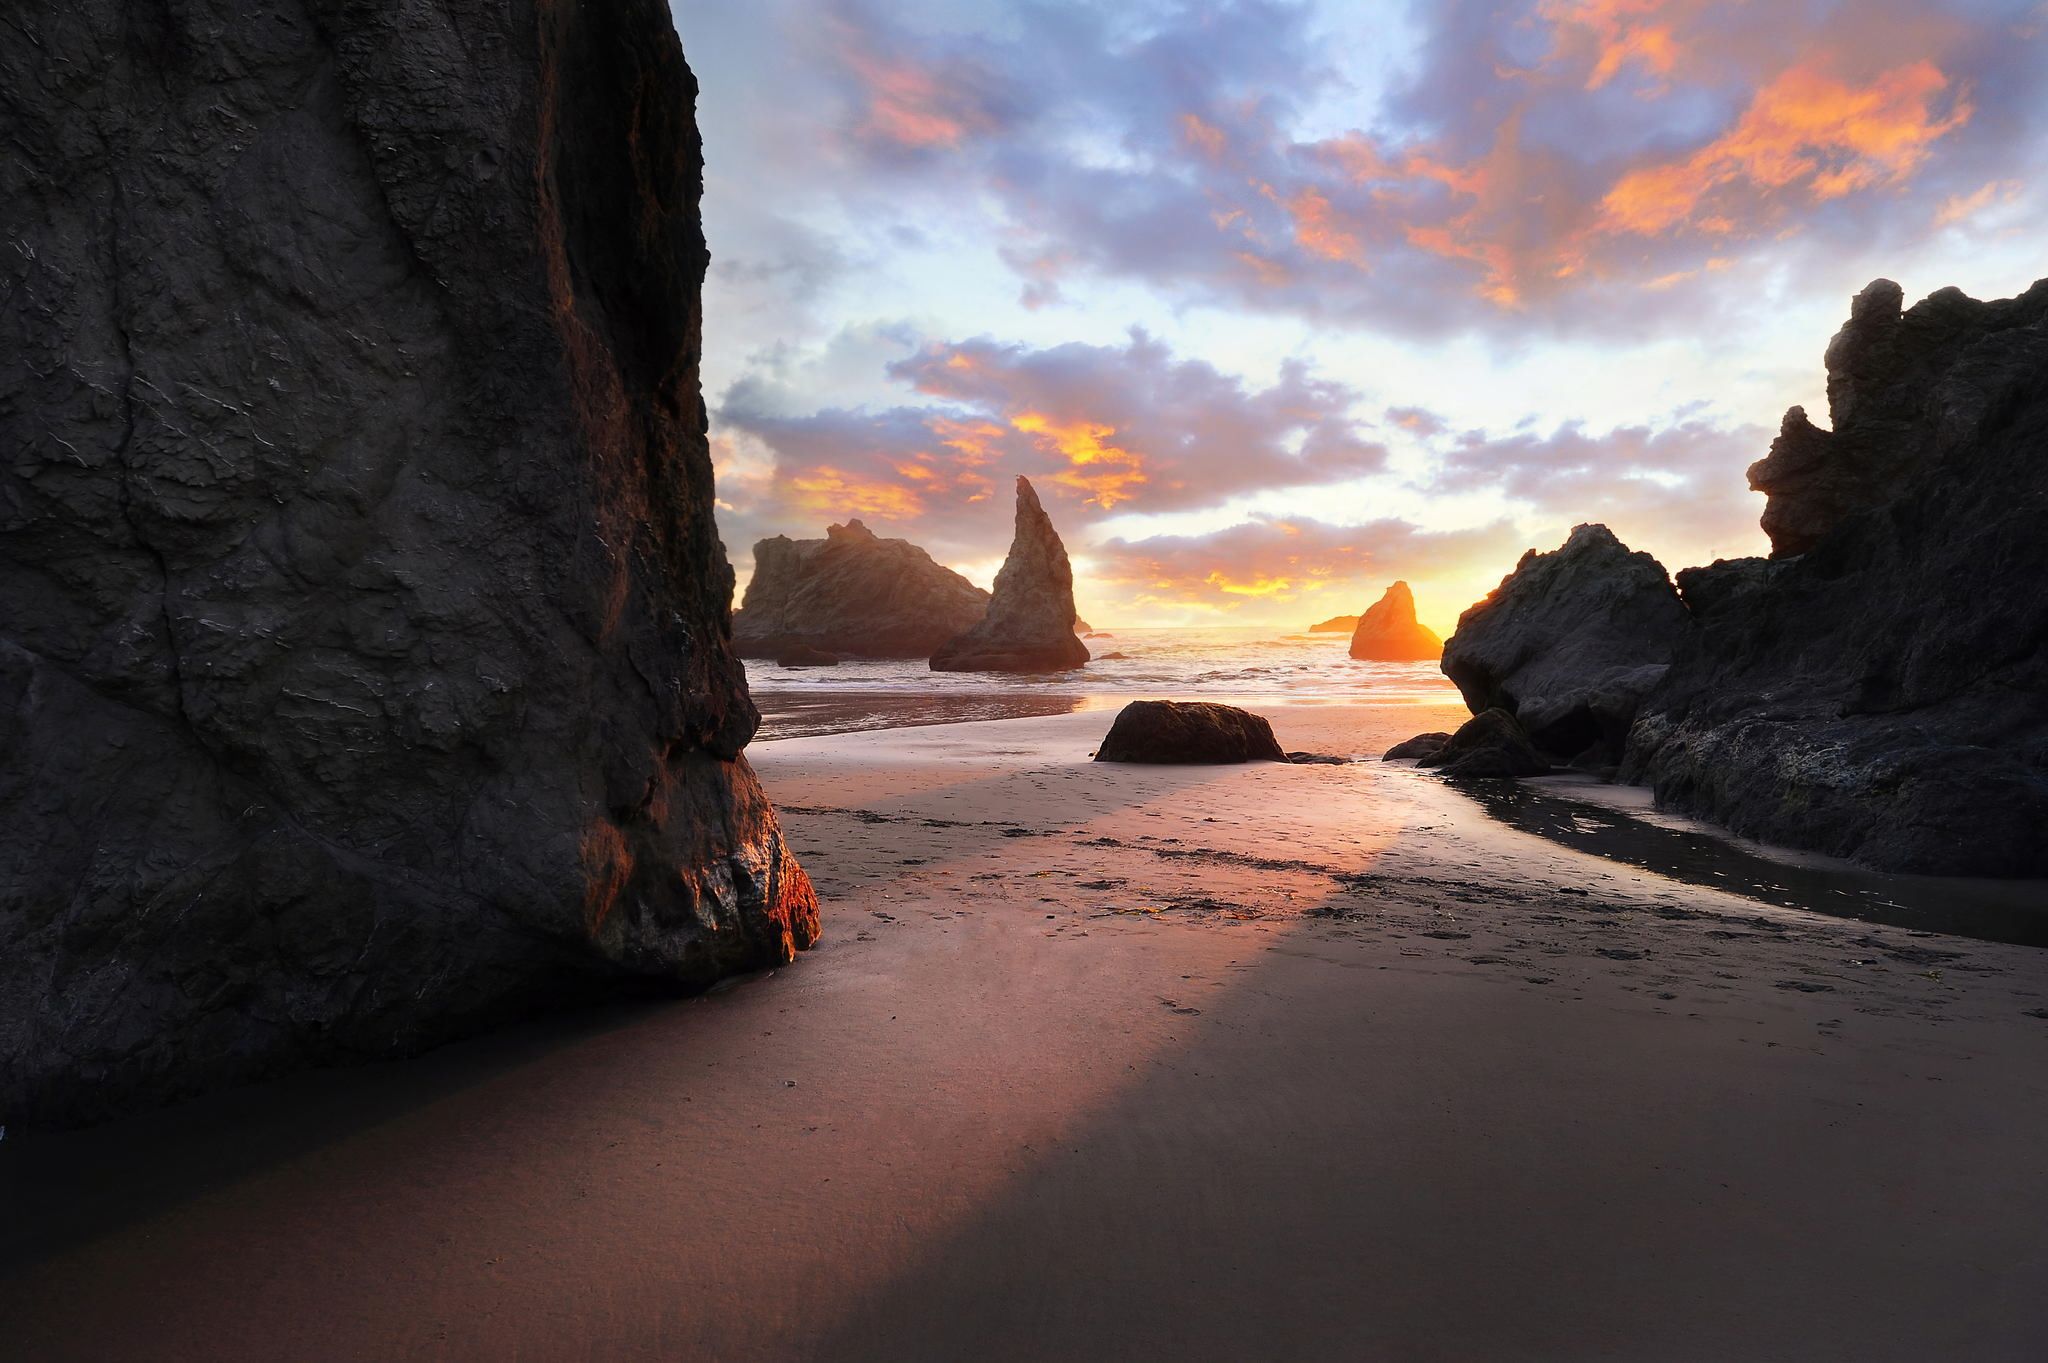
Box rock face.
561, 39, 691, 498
0, 0, 817, 1125
1347, 582, 1443, 661
1095, 701, 1288, 764
1420, 710, 1550, 779
732, 519, 990, 659
1308, 615, 1360, 634
1382, 732, 1452, 762
1627, 278, 2048, 875
1442, 526, 1690, 766
930, 477, 1091, 672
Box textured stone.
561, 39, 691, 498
1627, 278, 2048, 875
930, 477, 1090, 673
1442, 526, 1689, 766
0, 0, 816, 1125
1382, 732, 1452, 762
733, 519, 990, 659
1094, 701, 1288, 764
1419, 709, 1550, 779
1347, 581, 1443, 661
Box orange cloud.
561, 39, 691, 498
1540, 0, 1685, 90
1010, 411, 1148, 509
1180, 112, 1229, 160
840, 42, 995, 150
1933, 177, 2021, 227
784, 466, 926, 520
1598, 59, 1972, 236
1284, 186, 1368, 266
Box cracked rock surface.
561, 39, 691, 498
0, 0, 816, 1125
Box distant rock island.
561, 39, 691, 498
1424, 277, 2048, 877
733, 519, 990, 660
1308, 614, 1360, 633
1348, 582, 1444, 661
0, 2, 816, 1124
931, 477, 1091, 672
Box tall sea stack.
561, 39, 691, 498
930, 477, 1090, 672
0, 0, 817, 1125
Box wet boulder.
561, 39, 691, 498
1420, 710, 1550, 779
1095, 701, 1288, 764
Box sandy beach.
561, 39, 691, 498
5, 700, 2047, 1361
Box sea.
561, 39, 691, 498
745, 626, 1461, 740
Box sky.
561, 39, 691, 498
672, 0, 2047, 633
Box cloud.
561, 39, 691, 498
1092, 514, 1527, 612
719, 327, 1388, 532
774, 0, 2046, 335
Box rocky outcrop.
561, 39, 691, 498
1626, 278, 2048, 875
1347, 582, 1443, 661
0, 0, 817, 1125
1094, 701, 1288, 764
930, 477, 1091, 673
774, 645, 839, 668
1382, 732, 1452, 762
1441, 526, 1689, 767
1309, 614, 1360, 634
732, 519, 990, 659
1420, 710, 1550, 779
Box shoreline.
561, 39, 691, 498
5, 701, 2045, 1359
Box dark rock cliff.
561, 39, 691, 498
732, 519, 990, 659
930, 477, 1090, 673
1441, 526, 1690, 767
0, 0, 817, 1125
1626, 279, 2048, 875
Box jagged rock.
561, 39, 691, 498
1382, 732, 1452, 762
1442, 526, 1689, 766
1094, 701, 1287, 764
930, 477, 1091, 673
1627, 277, 2048, 875
774, 646, 839, 668
0, 0, 817, 1126
1348, 582, 1443, 661
733, 519, 989, 659
1309, 615, 1360, 634
1419, 710, 1549, 779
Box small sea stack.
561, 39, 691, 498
733, 519, 990, 659
930, 477, 1091, 673
1347, 582, 1443, 661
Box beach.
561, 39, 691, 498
5, 698, 2047, 1361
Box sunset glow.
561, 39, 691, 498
682, 0, 2047, 631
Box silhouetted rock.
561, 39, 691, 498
930, 478, 1091, 673
1442, 526, 1689, 766
1348, 582, 1443, 661
0, 0, 817, 1126
1383, 733, 1453, 762
774, 646, 839, 668
1098, 651, 1130, 660
1309, 615, 1361, 634
1094, 701, 1288, 764
1420, 710, 1550, 779
1627, 277, 2048, 875
734, 520, 989, 659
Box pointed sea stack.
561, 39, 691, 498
0, 0, 816, 1125
1347, 582, 1443, 660
930, 477, 1091, 672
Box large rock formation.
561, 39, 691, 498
732, 519, 990, 659
1625, 278, 2048, 875
0, 0, 817, 1125
1095, 701, 1288, 764
1347, 581, 1443, 661
1441, 526, 1690, 766
1308, 614, 1360, 634
930, 477, 1090, 672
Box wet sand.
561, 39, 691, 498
5, 702, 2048, 1360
